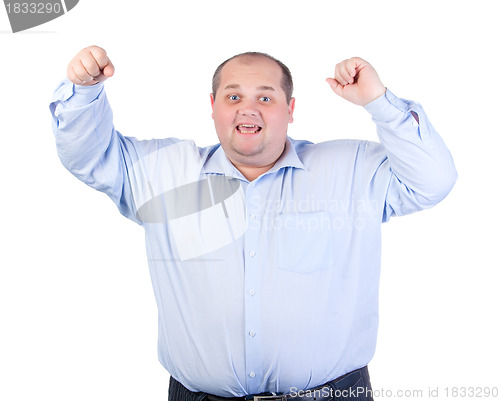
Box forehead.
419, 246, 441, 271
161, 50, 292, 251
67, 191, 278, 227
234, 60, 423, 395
219, 56, 283, 87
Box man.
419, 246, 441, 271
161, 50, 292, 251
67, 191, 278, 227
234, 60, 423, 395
50, 46, 457, 401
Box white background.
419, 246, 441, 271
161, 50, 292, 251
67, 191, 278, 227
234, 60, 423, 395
0, 0, 498, 400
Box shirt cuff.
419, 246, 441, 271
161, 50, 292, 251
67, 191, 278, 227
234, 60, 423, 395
52, 78, 104, 107
363, 88, 410, 122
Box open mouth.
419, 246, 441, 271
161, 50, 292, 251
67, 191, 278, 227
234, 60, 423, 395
236, 124, 262, 134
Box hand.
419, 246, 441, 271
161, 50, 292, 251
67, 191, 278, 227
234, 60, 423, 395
67, 46, 115, 86
326, 57, 386, 106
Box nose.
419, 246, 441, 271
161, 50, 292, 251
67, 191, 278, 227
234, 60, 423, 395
237, 98, 259, 116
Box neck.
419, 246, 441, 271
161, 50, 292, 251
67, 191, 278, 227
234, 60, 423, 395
234, 162, 276, 182
233, 142, 288, 181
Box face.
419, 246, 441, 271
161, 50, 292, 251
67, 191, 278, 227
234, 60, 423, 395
210, 56, 295, 175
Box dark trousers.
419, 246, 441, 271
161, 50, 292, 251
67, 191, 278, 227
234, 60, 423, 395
168, 366, 374, 401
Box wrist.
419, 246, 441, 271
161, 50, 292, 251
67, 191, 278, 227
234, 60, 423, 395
68, 79, 104, 107
362, 87, 387, 106
363, 88, 407, 122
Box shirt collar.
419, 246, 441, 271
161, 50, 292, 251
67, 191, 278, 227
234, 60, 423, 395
202, 137, 306, 180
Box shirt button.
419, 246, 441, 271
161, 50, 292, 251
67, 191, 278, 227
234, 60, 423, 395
412, 120, 419, 127
249, 331, 256, 337
249, 290, 256, 296
249, 250, 256, 257
250, 214, 256, 221
249, 372, 256, 378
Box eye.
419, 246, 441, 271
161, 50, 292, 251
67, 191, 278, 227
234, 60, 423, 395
228, 95, 240, 101
260, 96, 271, 102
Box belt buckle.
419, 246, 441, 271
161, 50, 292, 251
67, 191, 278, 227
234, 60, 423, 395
253, 396, 286, 401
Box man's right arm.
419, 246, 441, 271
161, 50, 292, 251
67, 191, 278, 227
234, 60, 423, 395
50, 46, 143, 223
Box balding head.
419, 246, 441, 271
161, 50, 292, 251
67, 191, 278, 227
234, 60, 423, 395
212, 52, 294, 104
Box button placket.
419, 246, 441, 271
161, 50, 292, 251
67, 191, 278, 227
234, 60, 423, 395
243, 185, 262, 391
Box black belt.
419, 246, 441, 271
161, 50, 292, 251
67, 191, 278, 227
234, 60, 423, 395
205, 367, 366, 401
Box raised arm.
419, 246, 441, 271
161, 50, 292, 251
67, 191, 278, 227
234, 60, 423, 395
327, 57, 457, 220
50, 46, 142, 223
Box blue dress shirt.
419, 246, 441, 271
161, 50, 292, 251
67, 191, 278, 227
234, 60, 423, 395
50, 79, 457, 397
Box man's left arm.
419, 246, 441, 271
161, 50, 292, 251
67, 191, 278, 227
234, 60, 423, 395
327, 57, 458, 220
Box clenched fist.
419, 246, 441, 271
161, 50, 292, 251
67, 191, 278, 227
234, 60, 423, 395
67, 46, 115, 86
326, 57, 386, 106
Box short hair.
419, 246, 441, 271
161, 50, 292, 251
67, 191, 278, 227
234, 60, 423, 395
212, 52, 294, 104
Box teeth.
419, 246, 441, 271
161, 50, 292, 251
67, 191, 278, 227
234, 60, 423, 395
237, 124, 261, 134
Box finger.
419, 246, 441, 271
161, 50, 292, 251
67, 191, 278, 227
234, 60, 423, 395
345, 58, 361, 79
67, 65, 81, 84
89, 46, 112, 72
80, 53, 101, 78
334, 63, 349, 86
73, 62, 94, 83
338, 62, 354, 85
69, 65, 89, 85
89, 49, 114, 82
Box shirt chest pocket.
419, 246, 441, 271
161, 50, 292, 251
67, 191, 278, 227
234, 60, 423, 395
275, 212, 335, 274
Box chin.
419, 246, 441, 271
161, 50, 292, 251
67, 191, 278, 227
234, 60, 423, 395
233, 143, 266, 157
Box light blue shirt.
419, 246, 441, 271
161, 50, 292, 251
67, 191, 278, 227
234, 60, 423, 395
50, 79, 457, 397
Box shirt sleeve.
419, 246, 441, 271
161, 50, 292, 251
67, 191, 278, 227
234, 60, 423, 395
363, 89, 458, 222
50, 79, 143, 224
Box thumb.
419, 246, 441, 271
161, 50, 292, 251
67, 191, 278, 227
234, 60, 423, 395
94, 60, 115, 83
102, 59, 115, 78
326, 77, 344, 98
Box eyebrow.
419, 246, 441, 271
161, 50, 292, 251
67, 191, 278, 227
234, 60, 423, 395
223, 84, 275, 91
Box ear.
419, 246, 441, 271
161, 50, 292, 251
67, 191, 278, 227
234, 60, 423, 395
288, 97, 296, 123
210, 93, 215, 118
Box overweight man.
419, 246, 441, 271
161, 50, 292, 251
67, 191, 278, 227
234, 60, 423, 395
50, 46, 457, 401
